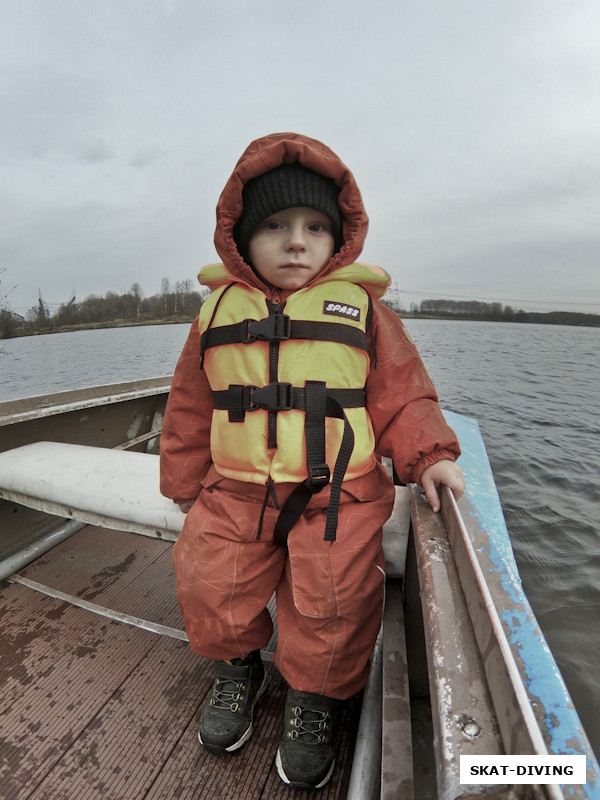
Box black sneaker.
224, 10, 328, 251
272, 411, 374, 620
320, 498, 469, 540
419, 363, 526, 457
276, 688, 342, 789
198, 650, 266, 753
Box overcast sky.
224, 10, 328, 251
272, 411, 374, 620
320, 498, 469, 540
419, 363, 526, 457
2, 0, 600, 316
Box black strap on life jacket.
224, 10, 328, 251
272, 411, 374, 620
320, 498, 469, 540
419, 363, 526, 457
212, 381, 363, 543
213, 383, 365, 422
200, 314, 370, 355
200, 282, 238, 370
272, 381, 356, 545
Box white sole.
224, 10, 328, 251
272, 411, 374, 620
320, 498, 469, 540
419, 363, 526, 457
276, 746, 335, 789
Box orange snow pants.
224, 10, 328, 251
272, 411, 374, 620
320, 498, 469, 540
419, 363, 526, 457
172, 461, 395, 700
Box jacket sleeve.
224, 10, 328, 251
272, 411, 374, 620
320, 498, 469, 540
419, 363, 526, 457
366, 301, 461, 485
159, 319, 214, 504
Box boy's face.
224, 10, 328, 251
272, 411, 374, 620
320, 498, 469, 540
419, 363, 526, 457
248, 207, 336, 292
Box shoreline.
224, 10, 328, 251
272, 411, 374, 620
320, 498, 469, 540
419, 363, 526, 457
3, 310, 599, 339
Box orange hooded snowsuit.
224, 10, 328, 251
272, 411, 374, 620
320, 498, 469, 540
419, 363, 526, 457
160, 132, 460, 699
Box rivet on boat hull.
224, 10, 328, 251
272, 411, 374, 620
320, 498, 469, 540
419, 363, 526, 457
457, 715, 482, 739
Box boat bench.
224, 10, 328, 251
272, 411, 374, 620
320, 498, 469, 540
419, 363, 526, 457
0, 441, 410, 573
0, 441, 185, 541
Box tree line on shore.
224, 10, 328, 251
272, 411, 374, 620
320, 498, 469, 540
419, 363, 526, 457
404, 298, 599, 327
2, 281, 599, 339
1, 279, 209, 338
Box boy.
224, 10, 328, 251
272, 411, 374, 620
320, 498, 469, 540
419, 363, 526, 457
160, 132, 464, 789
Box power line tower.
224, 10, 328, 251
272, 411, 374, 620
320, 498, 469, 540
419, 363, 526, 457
65, 287, 77, 308
37, 290, 49, 321
0, 267, 17, 312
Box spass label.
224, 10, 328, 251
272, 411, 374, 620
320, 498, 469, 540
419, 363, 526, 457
323, 301, 361, 321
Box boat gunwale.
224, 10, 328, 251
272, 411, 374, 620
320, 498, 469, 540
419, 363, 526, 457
0, 376, 172, 427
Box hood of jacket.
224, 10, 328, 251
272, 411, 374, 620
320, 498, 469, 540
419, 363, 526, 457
210, 132, 373, 294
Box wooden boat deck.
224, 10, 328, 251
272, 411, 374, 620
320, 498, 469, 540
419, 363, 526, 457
0, 526, 360, 800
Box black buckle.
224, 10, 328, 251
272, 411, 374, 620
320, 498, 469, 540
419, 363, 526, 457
222, 384, 257, 422
245, 314, 291, 342
241, 385, 258, 410
241, 319, 256, 342
272, 314, 292, 340
248, 382, 293, 412
306, 463, 331, 491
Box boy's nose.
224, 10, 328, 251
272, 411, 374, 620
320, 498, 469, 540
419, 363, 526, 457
286, 226, 307, 250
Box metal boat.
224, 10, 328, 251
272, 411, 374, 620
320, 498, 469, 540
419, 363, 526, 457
0, 377, 598, 799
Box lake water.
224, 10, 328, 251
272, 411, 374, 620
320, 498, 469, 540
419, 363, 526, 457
1, 319, 599, 755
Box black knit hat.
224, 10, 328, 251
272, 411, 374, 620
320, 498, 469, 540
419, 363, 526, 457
234, 163, 342, 260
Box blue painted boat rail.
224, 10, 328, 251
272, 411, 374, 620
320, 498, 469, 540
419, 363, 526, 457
444, 410, 599, 799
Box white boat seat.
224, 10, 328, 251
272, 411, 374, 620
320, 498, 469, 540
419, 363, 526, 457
0, 442, 184, 541
0, 442, 411, 571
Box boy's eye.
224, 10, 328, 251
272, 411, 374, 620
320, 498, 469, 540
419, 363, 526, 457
308, 222, 330, 233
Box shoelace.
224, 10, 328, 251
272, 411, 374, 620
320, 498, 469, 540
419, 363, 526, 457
210, 678, 247, 713
288, 705, 331, 744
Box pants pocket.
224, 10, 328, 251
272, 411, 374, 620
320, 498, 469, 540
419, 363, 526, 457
287, 540, 338, 619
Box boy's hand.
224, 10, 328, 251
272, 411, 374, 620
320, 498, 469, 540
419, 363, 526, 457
420, 460, 465, 513
177, 499, 196, 514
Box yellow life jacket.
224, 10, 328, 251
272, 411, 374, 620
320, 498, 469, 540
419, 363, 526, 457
198, 262, 389, 540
